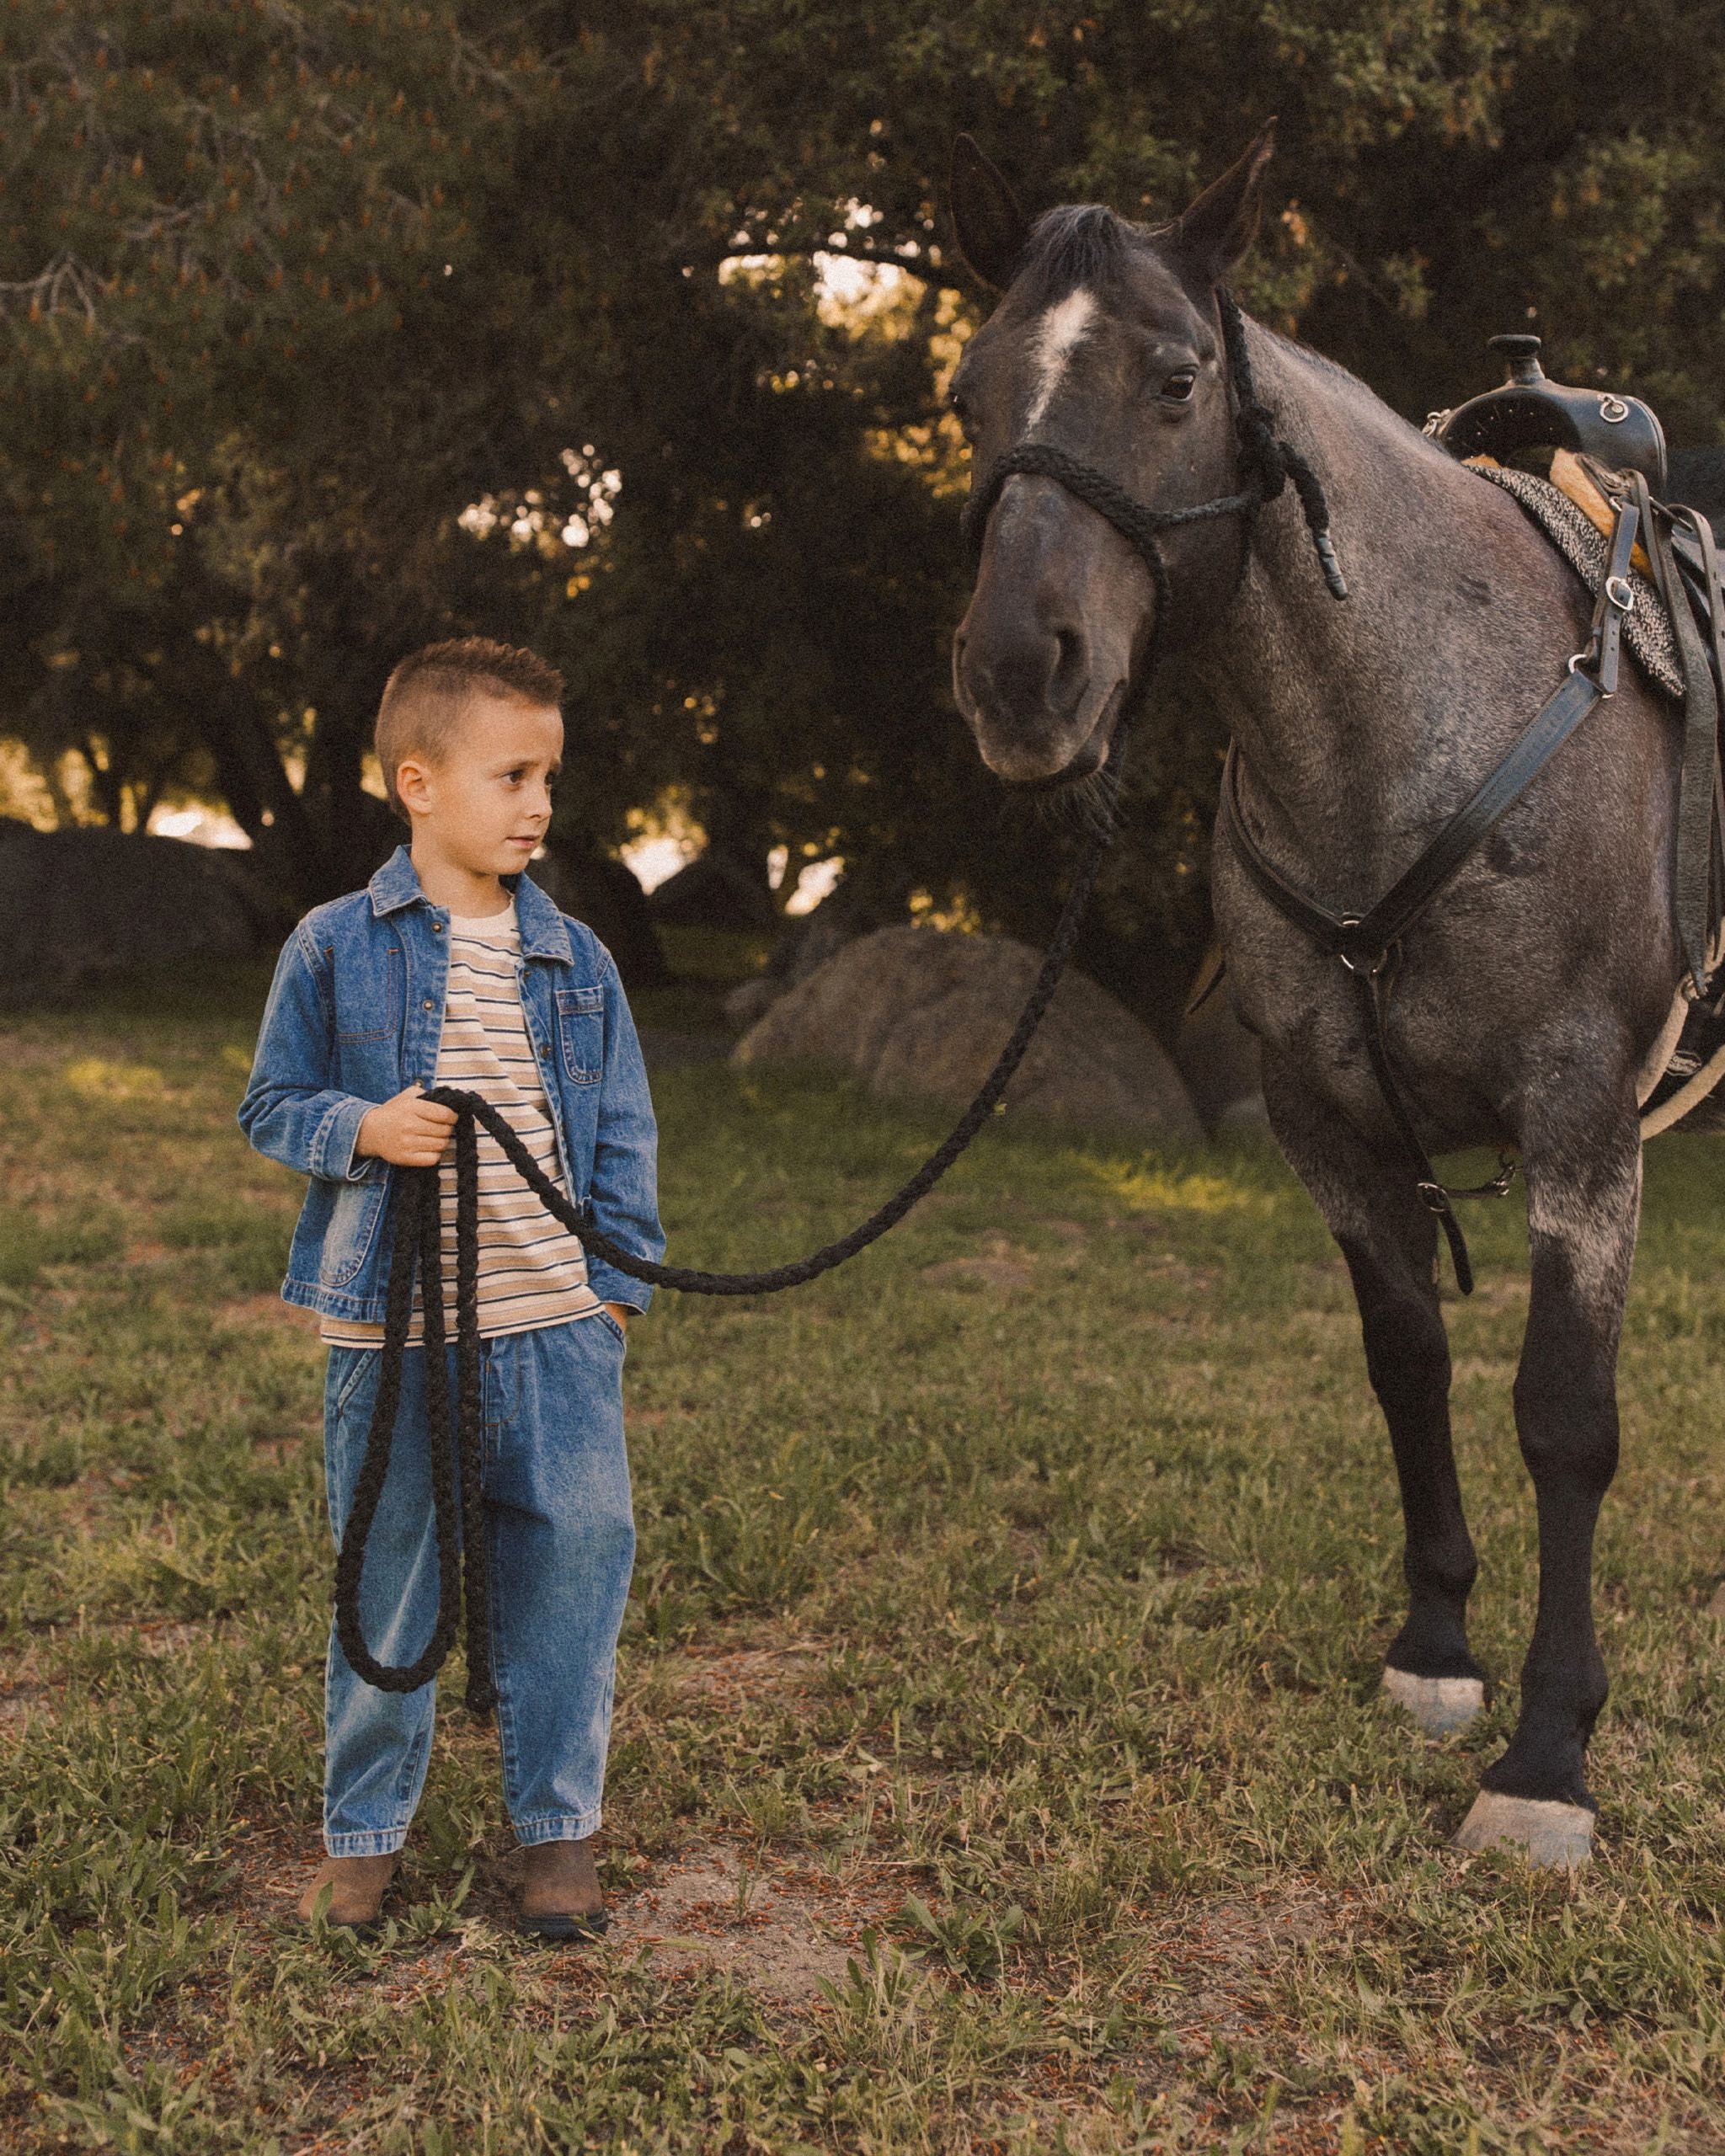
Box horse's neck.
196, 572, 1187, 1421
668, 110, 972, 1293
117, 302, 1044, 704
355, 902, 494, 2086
1190, 323, 1551, 872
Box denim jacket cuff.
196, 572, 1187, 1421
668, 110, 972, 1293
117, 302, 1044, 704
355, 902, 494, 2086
586, 1260, 654, 1313
312, 1095, 381, 1183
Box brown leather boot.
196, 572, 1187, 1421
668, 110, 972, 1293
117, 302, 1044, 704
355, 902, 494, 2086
296, 1852, 398, 1929
517, 1837, 607, 1940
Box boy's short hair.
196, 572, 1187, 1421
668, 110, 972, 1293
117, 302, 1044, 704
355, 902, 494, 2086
375, 637, 565, 823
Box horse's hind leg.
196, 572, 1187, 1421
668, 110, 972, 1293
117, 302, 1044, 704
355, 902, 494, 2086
1456, 1104, 1640, 1870
1263, 1056, 1483, 1735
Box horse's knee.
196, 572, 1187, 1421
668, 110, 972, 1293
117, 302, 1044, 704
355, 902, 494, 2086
1359, 1292, 1450, 1415
1512, 1361, 1620, 1492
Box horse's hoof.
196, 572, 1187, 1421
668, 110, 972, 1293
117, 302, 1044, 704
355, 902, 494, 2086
1381, 1667, 1484, 1737
1454, 1791, 1594, 1870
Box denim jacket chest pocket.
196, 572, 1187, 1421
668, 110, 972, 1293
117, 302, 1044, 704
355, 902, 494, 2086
555, 985, 605, 1084
332, 942, 402, 1043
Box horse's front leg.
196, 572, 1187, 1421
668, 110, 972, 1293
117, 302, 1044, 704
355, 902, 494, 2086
1261, 1049, 1485, 1736
1456, 1099, 1641, 1870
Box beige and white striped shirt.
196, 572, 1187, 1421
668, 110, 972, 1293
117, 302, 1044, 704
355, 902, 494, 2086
322, 901, 603, 1347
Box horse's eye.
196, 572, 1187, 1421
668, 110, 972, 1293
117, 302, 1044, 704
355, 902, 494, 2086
1160, 369, 1198, 403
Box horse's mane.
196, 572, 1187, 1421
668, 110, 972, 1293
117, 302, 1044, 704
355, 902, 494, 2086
1015, 204, 1158, 307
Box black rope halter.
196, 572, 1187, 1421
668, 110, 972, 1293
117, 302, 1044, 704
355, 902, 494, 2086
959, 290, 1349, 606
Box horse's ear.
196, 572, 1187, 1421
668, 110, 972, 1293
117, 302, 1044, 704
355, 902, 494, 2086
1170, 121, 1277, 287
949, 135, 1029, 291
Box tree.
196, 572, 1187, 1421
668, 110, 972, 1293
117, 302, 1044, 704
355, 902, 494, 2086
6, 1, 1724, 1007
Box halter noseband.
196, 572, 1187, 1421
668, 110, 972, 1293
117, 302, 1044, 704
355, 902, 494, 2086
959, 289, 1349, 611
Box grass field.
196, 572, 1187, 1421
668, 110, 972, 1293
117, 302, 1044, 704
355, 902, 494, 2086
6, 963, 1725, 2153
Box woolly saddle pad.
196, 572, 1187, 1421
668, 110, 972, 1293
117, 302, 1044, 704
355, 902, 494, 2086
1468, 461, 1684, 699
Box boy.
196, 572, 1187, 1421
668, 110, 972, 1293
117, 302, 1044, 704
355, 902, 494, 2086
238, 637, 663, 1937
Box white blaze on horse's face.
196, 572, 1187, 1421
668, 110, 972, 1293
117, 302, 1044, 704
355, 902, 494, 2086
953, 279, 1159, 787
1023, 289, 1097, 430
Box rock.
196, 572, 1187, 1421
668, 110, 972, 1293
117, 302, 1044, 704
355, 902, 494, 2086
1176, 976, 1266, 1132
723, 976, 779, 1030
734, 922, 1204, 1144
734, 859, 920, 1026
0, 819, 280, 1010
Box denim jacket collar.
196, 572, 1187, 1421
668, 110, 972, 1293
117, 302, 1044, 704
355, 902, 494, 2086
366, 845, 573, 963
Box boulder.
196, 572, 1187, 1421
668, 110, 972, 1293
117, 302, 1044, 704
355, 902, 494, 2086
1175, 979, 1268, 1132
721, 858, 921, 1031
733, 922, 1204, 1144
0, 819, 280, 1009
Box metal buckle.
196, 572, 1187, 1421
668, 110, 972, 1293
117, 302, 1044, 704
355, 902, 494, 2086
1415, 1181, 1451, 1214
1599, 395, 1630, 424
1605, 574, 1634, 614
1335, 915, 1371, 974
1482, 1154, 1519, 1199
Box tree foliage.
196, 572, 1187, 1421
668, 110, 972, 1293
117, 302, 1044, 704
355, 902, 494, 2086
4, 2, 1722, 1004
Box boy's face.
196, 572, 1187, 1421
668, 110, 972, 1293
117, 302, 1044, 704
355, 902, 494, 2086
396, 694, 564, 878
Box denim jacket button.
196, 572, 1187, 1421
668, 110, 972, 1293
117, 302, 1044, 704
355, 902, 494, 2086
423, 998, 435, 1010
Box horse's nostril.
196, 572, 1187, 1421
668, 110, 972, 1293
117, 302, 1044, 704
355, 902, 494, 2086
1049, 627, 1084, 703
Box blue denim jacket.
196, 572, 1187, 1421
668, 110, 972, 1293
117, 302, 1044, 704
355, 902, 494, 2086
237, 846, 665, 1324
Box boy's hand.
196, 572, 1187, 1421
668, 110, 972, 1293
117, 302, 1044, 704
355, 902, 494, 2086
354, 1086, 458, 1167
603, 1303, 630, 1332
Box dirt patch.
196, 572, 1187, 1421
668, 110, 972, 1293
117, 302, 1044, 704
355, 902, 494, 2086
1140, 1883, 1344, 2041
663, 1641, 822, 1710
921, 1235, 1039, 1291
233, 1827, 921, 2025
0, 1684, 50, 1729
601, 1839, 908, 2004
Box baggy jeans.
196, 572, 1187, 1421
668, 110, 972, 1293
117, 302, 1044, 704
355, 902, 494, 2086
319, 1311, 634, 1856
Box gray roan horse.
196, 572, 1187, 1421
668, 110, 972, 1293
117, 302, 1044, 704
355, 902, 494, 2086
947, 126, 1712, 1868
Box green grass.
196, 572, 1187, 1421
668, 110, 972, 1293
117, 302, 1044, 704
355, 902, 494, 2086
5, 958, 1725, 2151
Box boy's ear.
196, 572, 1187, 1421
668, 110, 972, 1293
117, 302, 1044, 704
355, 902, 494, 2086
1169, 120, 1277, 290
394, 755, 432, 818
950, 135, 1030, 291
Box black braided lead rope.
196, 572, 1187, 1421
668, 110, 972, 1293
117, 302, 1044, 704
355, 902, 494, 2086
327, 289, 1352, 1708
329, 715, 1131, 1709
332, 1155, 496, 1715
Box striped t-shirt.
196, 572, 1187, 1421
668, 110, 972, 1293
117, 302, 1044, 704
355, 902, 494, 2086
322, 901, 603, 1348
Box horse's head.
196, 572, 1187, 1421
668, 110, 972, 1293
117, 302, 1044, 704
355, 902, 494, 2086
948, 128, 1276, 786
